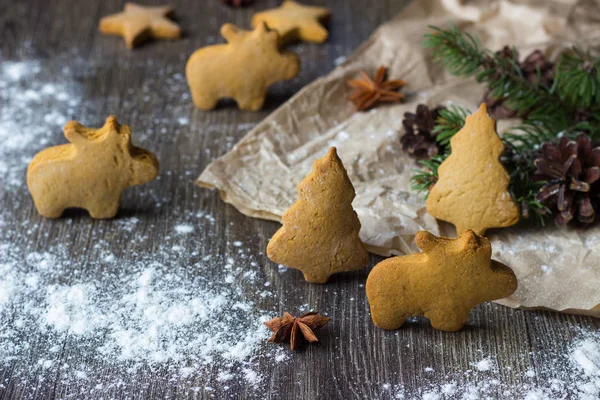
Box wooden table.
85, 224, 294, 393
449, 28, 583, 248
2, 0, 600, 399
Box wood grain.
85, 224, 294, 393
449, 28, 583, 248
1, 0, 600, 399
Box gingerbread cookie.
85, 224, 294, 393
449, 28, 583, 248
99, 3, 181, 49
186, 23, 300, 111
267, 147, 368, 283
252, 0, 331, 44
27, 116, 159, 219
366, 230, 517, 332
426, 103, 520, 235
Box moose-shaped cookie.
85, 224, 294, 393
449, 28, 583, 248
27, 116, 159, 219
366, 230, 517, 332
185, 22, 300, 111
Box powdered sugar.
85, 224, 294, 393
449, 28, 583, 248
174, 223, 194, 234
0, 54, 287, 393
0, 60, 75, 187
381, 332, 600, 398
472, 357, 496, 372
0, 226, 285, 393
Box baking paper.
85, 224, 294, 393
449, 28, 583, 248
198, 0, 600, 316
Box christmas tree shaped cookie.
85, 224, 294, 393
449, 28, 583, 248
27, 116, 159, 219
267, 147, 368, 283
366, 230, 517, 331
426, 103, 519, 235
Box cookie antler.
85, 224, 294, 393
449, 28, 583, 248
104, 115, 119, 130
63, 120, 88, 145
414, 231, 440, 253
221, 23, 242, 43
458, 230, 482, 250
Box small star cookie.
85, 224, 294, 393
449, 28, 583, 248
186, 23, 300, 111
99, 3, 181, 49
27, 116, 159, 219
252, 0, 331, 44
366, 230, 517, 332
267, 147, 368, 283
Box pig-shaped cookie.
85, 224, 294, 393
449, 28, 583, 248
366, 230, 517, 332
27, 116, 159, 219
185, 23, 300, 111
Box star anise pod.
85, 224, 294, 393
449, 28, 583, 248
534, 133, 600, 225
221, 0, 253, 6
401, 104, 446, 160
264, 311, 330, 350
347, 66, 406, 111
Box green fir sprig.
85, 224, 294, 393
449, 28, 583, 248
423, 25, 600, 131
410, 25, 600, 225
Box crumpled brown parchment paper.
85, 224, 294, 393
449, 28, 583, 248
198, 0, 600, 316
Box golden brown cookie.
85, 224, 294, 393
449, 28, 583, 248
185, 23, 300, 111
27, 116, 159, 219
267, 147, 368, 283
426, 103, 520, 235
366, 230, 517, 332
252, 0, 331, 44
99, 3, 181, 49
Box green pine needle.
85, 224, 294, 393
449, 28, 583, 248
410, 154, 447, 196
434, 105, 469, 148
556, 48, 600, 106
411, 25, 600, 225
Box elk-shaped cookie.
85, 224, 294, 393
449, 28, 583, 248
185, 23, 300, 111
27, 116, 159, 219
267, 147, 368, 283
366, 230, 517, 332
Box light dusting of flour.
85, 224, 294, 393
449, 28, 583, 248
3, 54, 600, 400
0, 57, 286, 397
0, 60, 72, 186
382, 333, 600, 399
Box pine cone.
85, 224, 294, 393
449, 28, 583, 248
484, 47, 554, 119
534, 134, 600, 225
521, 50, 554, 85
401, 104, 445, 160
221, 0, 253, 6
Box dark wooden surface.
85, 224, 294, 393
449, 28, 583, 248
1, 0, 600, 399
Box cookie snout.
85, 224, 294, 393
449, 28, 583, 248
280, 52, 301, 80
489, 260, 518, 298
131, 149, 160, 186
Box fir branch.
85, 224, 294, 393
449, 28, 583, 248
410, 154, 446, 195
433, 105, 469, 148
556, 48, 600, 109
412, 25, 600, 225
422, 25, 600, 127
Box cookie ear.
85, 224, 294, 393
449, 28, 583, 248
221, 23, 241, 43
254, 22, 279, 45
459, 230, 481, 249
414, 231, 439, 253
63, 121, 89, 145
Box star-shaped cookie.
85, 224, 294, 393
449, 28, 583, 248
27, 116, 159, 219
252, 1, 331, 44
99, 3, 181, 49
366, 230, 518, 332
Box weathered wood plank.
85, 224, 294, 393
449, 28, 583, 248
1, 1, 600, 399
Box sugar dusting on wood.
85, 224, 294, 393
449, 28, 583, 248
2, 55, 600, 399
0, 58, 288, 396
